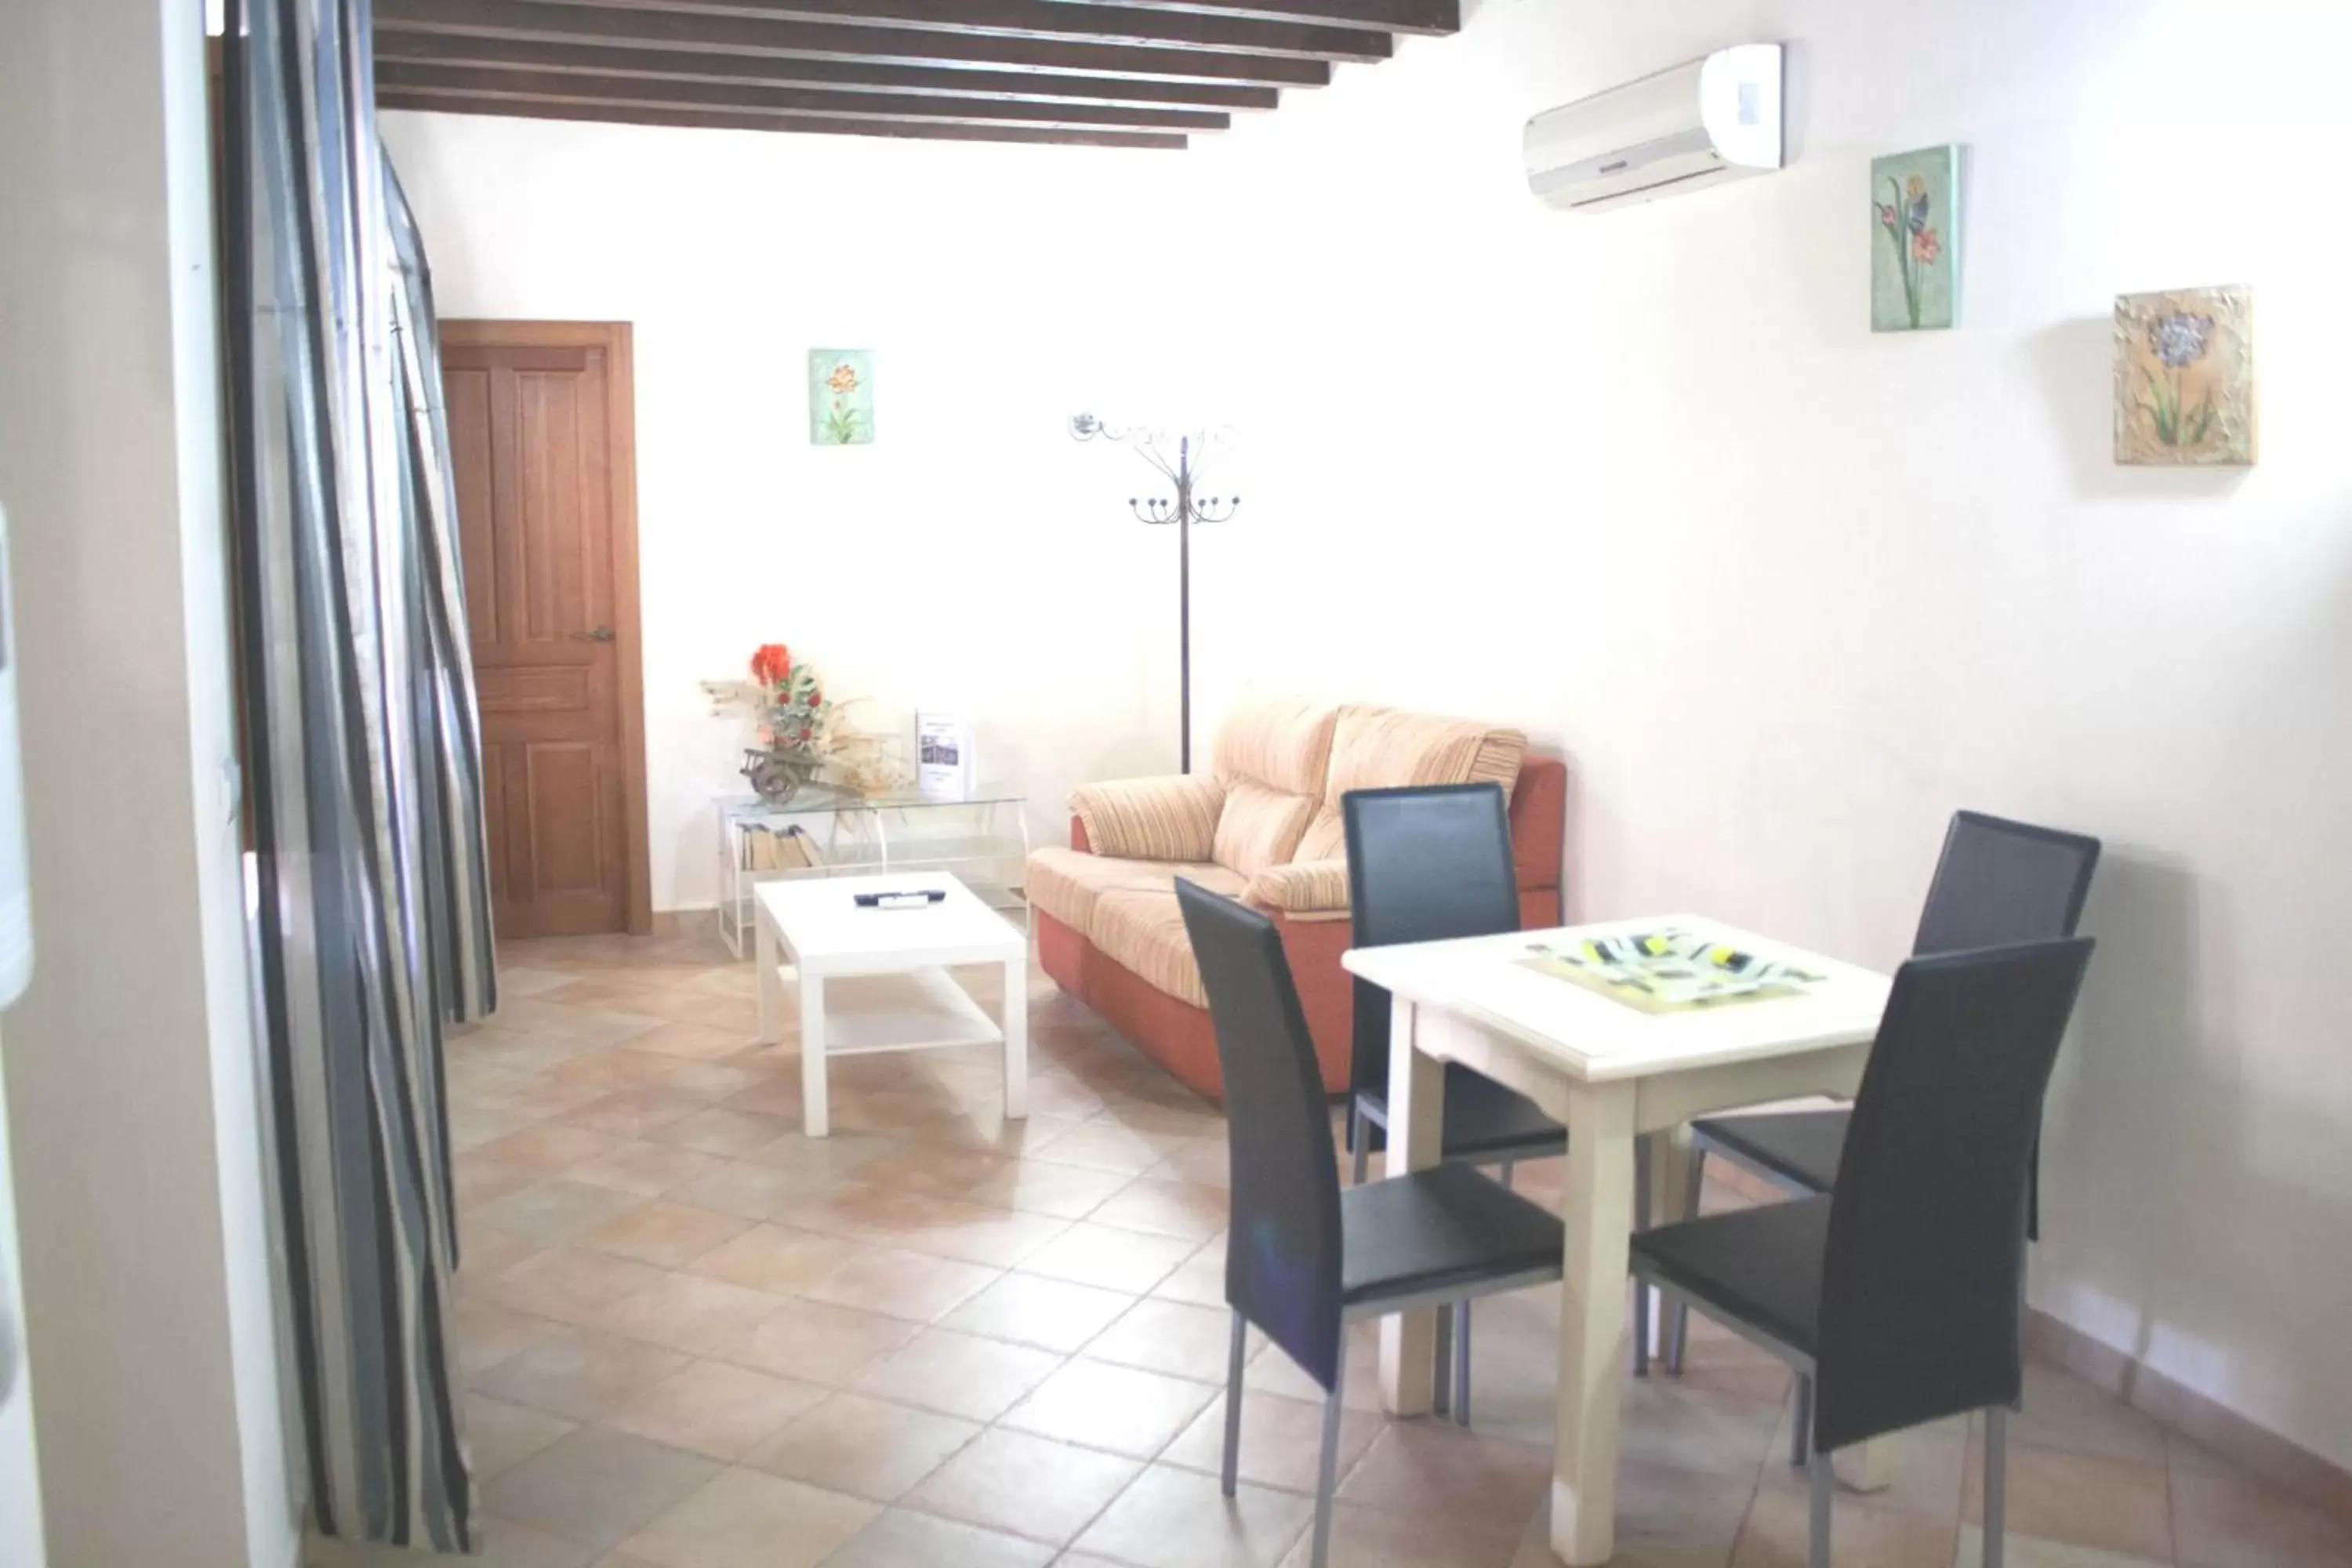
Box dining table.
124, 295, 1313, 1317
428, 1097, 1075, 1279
1341, 915, 1896, 1566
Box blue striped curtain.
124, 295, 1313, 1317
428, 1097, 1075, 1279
222, 0, 495, 1549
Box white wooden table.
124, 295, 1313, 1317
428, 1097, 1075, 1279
1341, 916, 1893, 1567
754, 871, 1028, 1138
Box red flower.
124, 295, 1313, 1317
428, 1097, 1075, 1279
804, 687, 822, 710
1911, 227, 1941, 265
1877, 203, 1898, 231
750, 643, 792, 686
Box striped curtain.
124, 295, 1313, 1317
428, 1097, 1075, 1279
222, 0, 494, 1550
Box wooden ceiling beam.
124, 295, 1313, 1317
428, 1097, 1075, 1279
1051, 0, 1454, 33
375, 89, 1190, 146
376, 59, 1230, 129
375, 0, 1334, 87
542, 0, 1391, 61
374, 28, 1283, 107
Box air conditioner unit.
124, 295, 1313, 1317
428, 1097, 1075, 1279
1525, 44, 1784, 213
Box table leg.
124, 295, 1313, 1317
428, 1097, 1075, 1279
800, 970, 829, 1138
1001, 953, 1029, 1121
756, 907, 782, 1045
1376, 994, 1445, 1417
1641, 1123, 1693, 1365
1552, 1079, 1637, 1566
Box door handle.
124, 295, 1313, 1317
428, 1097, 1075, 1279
571, 626, 616, 644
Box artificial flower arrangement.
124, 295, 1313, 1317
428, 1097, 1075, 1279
702, 642, 908, 801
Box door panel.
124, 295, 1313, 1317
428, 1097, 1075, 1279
445, 328, 639, 939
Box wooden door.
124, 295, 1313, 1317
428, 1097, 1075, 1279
442, 321, 649, 938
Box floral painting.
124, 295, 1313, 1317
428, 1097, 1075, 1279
808, 349, 873, 446
1871, 145, 1960, 332
2114, 286, 2256, 466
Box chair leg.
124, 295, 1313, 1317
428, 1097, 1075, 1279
1310, 1334, 1348, 1568
1984, 1405, 2007, 1568
1431, 1300, 1453, 1416
1632, 1136, 1652, 1377
1666, 1142, 1705, 1375
1807, 1446, 1835, 1568
1498, 1160, 1515, 1191
1350, 1116, 1369, 1185
1791, 1375, 1813, 1468
1452, 1301, 1472, 1428
1221, 1311, 1247, 1497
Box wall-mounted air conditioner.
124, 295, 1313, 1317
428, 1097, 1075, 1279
1524, 44, 1784, 213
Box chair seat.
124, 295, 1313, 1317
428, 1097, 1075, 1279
1630, 1195, 1830, 1359
1340, 1163, 1563, 1310
1359, 1065, 1567, 1163
1691, 1108, 1849, 1193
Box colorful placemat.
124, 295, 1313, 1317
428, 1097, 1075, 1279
1518, 926, 1828, 1015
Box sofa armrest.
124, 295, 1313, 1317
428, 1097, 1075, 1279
1068, 774, 1227, 862
1243, 859, 1351, 924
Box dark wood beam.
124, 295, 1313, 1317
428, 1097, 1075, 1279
542, 0, 1391, 61
374, 28, 1283, 108
1054, 0, 1455, 31
376, 59, 1230, 129
376, 89, 1189, 146
375, 0, 1334, 86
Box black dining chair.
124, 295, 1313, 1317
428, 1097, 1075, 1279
1176, 878, 1565, 1568
1665, 810, 2100, 1397
1633, 936, 2095, 1568
1344, 784, 1575, 1405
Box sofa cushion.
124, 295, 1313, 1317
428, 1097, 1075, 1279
1069, 774, 1226, 863
1090, 888, 1208, 1008
1027, 847, 1243, 935
1292, 706, 1530, 862
1212, 779, 1318, 879
1211, 692, 1341, 795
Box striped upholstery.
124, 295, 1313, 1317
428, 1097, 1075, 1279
1211, 779, 1318, 878
1028, 848, 1243, 935
1069, 774, 1226, 863
1291, 706, 1530, 862
1211, 692, 1341, 795
1091, 887, 1212, 1008
1243, 858, 1351, 922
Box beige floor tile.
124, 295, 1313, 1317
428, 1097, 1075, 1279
2004, 1361, 2172, 1468
711, 1298, 920, 1385
603, 1359, 827, 1461
961, 1156, 1131, 1219
1338, 1421, 1557, 1523
818, 1508, 1054, 1568
579, 1200, 753, 1268
543, 1051, 682, 1098
2169, 1462, 2352, 1567
684, 1224, 866, 1295
851, 1327, 1064, 1421
648, 1106, 797, 1157
1015, 1221, 1196, 1293
1284, 1502, 1530, 1568
672, 1159, 835, 1221
891, 1206, 1073, 1269
619, 1468, 875, 1568
1026, 1121, 1188, 1176
1000, 1357, 1218, 1458
1085, 1297, 1254, 1382
1962, 1439, 2174, 1560
474, 1181, 650, 1249
1617, 1377, 1799, 1483
561, 1088, 706, 1141
591, 1274, 792, 1356
799, 1247, 1002, 1323
563, 1141, 739, 1200
936, 1272, 1137, 1353
1601, 1456, 1755, 1565
482, 1427, 720, 1549
738, 1128, 898, 1178
1754, 1410, 1964, 1518
1245, 1324, 1388, 1414
717, 1076, 811, 1120
1149, 1236, 1230, 1308
906, 1428, 1143, 1545
1086, 1176, 1229, 1241
481, 1249, 670, 1327
1953, 1525, 2172, 1566
457, 1224, 546, 1279
455, 1299, 568, 1377
852, 1145, 1015, 1201
1160, 1389, 1382, 1496
637, 1055, 763, 1102
472, 1124, 626, 1180
468, 1396, 578, 1479
1731, 1485, 1957, 1567
622, 1020, 759, 1062
1073, 1464, 1316, 1568
746, 1392, 982, 1502
472, 1328, 691, 1422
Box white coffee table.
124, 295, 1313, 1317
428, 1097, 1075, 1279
753, 871, 1028, 1138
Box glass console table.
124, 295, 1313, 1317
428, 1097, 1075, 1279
713, 785, 1030, 959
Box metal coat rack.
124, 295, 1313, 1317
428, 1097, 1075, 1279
1069, 413, 1240, 773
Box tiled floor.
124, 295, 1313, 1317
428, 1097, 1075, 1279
308, 931, 2352, 1568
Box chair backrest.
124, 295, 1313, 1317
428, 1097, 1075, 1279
1344, 784, 1522, 1103
1814, 936, 2094, 1454
1174, 877, 1346, 1392
1913, 811, 2102, 955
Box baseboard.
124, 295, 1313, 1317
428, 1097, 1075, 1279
2024, 1306, 2352, 1523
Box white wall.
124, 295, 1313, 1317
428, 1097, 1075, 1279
387, 0, 2352, 1472
0, 2, 299, 1563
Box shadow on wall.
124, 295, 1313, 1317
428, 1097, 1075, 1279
2043, 844, 2345, 1458
2027, 316, 2249, 504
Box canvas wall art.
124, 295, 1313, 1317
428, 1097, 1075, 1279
1871, 145, 1961, 332
808, 349, 874, 446
2114, 286, 2256, 466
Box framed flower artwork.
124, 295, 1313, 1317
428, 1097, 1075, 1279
2114, 286, 2256, 466
808, 349, 874, 446
1871, 145, 1961, 332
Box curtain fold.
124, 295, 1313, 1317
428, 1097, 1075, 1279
222, 0, 494, 1549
